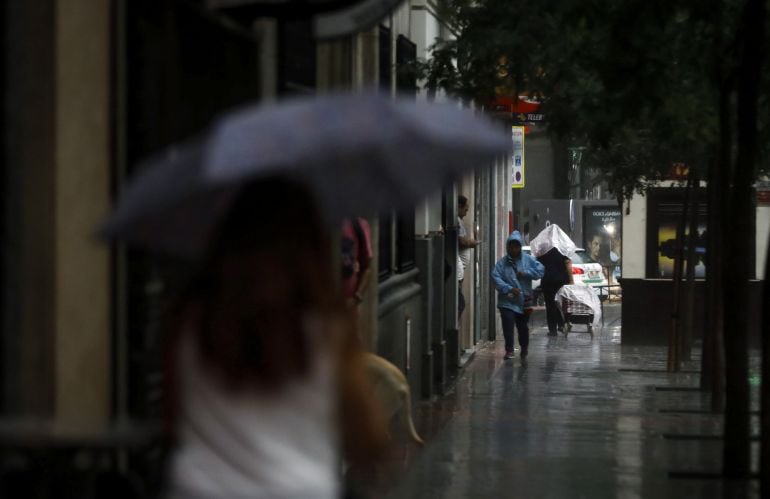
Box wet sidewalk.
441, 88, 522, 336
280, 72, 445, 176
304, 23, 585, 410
378, 304, 759, 499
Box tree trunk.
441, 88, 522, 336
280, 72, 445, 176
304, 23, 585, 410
721, 126, 752, 481
682, 171, 699, 362
722, 0, 764, 480
701, 161, 714, 386
669, 174, 692, 372
702, 156, 724, 412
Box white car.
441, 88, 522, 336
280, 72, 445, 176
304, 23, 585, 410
522, 246, 608, 299
570, 249, 609, 296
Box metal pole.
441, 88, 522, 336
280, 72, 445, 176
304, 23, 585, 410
761, 223, 770, 497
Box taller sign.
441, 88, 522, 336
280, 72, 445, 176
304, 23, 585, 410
511, 126, 526, 189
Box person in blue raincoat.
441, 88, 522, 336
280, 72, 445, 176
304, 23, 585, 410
491, 231, 545, 360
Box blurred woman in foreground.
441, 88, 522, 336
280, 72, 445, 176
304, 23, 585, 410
164, 178, 387, 499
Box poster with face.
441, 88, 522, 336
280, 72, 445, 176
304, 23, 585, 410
583, 206, 622, 281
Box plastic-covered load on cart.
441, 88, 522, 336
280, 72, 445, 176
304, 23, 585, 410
556, 284, 602, 328
529, 224, 576, 258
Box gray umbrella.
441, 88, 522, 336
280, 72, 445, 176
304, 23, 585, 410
101, 92, 509, 258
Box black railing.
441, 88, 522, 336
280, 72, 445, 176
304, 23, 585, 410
0, 419, 166, 498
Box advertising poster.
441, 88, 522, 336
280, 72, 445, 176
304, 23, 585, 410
652, 200, 707, 279
583, 206, 622, 282
644, 188, 711, 279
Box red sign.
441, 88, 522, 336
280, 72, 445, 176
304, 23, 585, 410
490, 96, 541, 114
758, 190, 770, 205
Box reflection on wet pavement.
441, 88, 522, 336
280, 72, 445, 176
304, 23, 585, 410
367, 305, 760, 499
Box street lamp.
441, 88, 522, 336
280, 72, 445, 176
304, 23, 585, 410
567, 146, 586, 200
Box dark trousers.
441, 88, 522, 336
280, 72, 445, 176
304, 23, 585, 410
543, 284, 565, 333
458, 280, 466, 319
500, 308, 529, 353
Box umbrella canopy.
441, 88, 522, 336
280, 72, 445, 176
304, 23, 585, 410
101, 92, 509, 259
529, 224, 576, 258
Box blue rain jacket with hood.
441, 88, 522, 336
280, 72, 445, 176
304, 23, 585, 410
491, 231, 545, 314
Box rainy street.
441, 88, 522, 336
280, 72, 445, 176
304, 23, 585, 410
2, 0, 769, 497
346, 304, 760, 499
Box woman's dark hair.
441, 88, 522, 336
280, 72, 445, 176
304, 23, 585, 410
458, 195, 468, 208
177, 177, 341, 391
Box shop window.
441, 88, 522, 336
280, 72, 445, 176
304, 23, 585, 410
379, 25, 391, 90
279, 19, 316, 95
376, 32, 418, 281
121, 0, 262, 420
396, 213, 416, 273
394, 35, 416, 273
396, 35, 417, 98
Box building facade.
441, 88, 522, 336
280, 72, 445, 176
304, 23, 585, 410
1, 0, 512, 493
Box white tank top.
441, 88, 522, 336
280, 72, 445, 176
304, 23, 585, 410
167, 324, 340, 499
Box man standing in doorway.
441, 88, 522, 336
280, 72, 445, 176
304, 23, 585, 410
458, 195, 480, 319
341, 217, 373, 308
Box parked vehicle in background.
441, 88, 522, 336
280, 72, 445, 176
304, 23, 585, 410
571, 249, 609, 297
523, 246, 608, 300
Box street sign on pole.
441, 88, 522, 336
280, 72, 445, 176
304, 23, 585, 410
512, 126, 525, 189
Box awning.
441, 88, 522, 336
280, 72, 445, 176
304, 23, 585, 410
489, 95, 541, 114
206, 0, 404, 39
